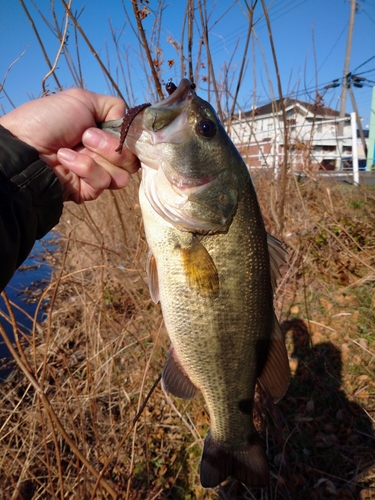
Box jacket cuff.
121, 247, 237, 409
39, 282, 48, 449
0, 125, 63, 238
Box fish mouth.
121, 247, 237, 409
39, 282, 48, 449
142, 79, 195, 133
153, 79, 195, 109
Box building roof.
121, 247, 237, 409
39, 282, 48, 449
241, 97, 347, 119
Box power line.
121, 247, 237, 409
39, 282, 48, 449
198, 0, 310, 59
308, 21, 349, 86
361, 6, 375, 26
351, 54, 375, 74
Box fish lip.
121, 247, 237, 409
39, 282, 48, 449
169, 175, 216, 190
153, 78, 195, 108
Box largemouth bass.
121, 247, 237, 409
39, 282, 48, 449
102, 79, 290, 488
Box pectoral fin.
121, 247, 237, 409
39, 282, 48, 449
258, 314, 290, 403
177, 236, 219, 297
146, 250, 160, 304
162, 346, 199, 399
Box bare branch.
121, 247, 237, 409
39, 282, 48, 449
227, 0, 257, 132
19, 0, 62, 91
197, 0, 223, 121
131, 0, 164, 100
260, 0, 288, 235
188, 0, 194, 82
60, 0, 128, 105
41, 0, 71, 93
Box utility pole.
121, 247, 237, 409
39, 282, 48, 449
366, 86, 375, 171
348, 83, 368, 157
337, 0, 357, 169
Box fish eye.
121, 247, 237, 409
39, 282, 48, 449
197, 119, 216, 138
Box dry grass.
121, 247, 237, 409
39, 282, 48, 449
255, 175, 375, 500
0, 174, 374, 500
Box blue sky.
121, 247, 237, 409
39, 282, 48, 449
1, 0, 374, 128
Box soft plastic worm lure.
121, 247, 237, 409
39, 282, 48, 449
115, 102, 151, 153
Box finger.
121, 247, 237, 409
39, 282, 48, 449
82, 127, 140, 173
57, 148, 132, 191
48, 163, 81, 203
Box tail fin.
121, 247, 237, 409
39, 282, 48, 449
200, 432, 269, 488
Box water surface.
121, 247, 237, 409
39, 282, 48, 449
0, 234, 57, 378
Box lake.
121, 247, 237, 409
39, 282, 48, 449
0, 234, 57, 379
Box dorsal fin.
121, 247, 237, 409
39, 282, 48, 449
267, 233, 287, 292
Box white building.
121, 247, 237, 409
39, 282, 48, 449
229, 98, 353, 173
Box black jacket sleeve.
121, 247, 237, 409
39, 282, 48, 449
0, 125, 63, 292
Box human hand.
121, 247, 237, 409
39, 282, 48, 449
0, 89, 139, 203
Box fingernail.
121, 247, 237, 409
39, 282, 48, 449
83, 128, 105, 149
58, 148, 77, 162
